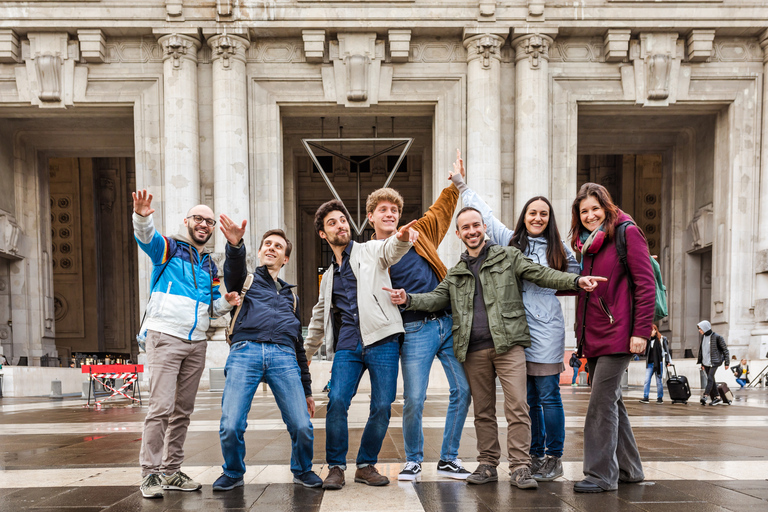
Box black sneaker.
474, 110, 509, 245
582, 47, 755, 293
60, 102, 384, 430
638, 398, 650, 404
293, 471, 323, 488
709, 397, 722, 406
437, 459, 470, 480
398, 462, 422, 481
466, 464, 498, 485
700, 397, 707, 405
655, 398, 663, 404
212, 473, 244, 491
529, 456, 547, 475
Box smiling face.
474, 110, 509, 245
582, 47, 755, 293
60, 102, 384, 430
319, 210, 351, 247
258, 234, 288, 270
524, 199, 550, 237
456, 210, 486, 251
367, 200, 401, 238
579, 195, 606, 233
184, 205, 215, 245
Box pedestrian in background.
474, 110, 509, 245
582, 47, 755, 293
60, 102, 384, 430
697, 320, 730, 405
569, 353, 582, 387
639, 324, 670, 404
733, 358, 749, 388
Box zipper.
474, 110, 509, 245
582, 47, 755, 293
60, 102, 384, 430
598, 297, 615, 324
577, 257, 594, 355
372, 294, 390, 321
159, 281, 173, 312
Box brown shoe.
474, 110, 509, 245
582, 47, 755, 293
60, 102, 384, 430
354, 465, 390, 486
322, 466, 345, 490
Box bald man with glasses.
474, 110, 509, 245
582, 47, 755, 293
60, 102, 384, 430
132, 190, 240, 499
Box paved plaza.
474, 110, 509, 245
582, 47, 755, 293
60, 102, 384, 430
1, 384, 767, 511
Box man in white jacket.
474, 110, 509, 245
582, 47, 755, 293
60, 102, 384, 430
305, 199, 418, 489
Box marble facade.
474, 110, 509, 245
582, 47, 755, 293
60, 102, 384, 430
0, 2, 766, 377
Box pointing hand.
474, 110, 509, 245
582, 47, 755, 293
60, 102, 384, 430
383, 287, 407, 305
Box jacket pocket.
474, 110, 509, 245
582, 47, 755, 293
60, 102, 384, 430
372, 294, 390, 321
598, 297, 615, 324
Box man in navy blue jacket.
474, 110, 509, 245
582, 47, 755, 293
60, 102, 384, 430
212, 215, 321, 491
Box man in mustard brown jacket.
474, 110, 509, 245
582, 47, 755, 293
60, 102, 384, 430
367, 151, 470, 482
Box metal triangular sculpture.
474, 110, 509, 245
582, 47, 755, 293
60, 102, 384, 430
302, 137, 414, 236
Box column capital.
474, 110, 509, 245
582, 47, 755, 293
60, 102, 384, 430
157, 33, 201, 68
463, 33, 506, 69
512, 33, 554, 69
760, 29, 768, 63
208, 33, 250, 68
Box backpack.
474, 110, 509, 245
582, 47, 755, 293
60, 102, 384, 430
614, 220, 668, 323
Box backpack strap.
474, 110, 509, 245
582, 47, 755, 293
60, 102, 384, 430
292, 290, 298, 314
226, 273, 254, 345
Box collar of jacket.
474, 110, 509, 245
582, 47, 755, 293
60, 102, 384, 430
170, 234, 213, 255
254, 264, 295, 290
457, 242, 502, 271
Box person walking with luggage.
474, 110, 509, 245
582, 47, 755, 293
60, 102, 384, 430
569, 183, 654, 493
639, 324, 670, 404
697, 320, 730, 405
569, 353, 582, 387
213, 221, 321, 491
132, 190, 240, 499
449, 167, 579, 483
733, 359, 750, 388
385, 207, 605, 490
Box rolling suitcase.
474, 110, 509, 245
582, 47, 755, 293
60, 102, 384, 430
717, 382, 733, 405
666, 364, 691, 404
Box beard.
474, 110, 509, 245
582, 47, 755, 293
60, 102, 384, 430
325, 230, 351, 247
188, 224, 213, 245
461, 234, 484, 250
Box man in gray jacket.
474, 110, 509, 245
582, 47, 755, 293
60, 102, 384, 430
305, 199, 418, 490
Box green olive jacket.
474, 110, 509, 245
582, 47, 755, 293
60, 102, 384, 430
406, 244, 581, 362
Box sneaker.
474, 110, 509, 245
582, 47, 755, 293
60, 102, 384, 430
398, 462, 422, 481
656, 398, 663, 404
466, 464, 498, 485
571, 383, 578, 387
700, 397, 708, 405
354, 465, 389, 486
293, 471, 323, 488
510, 466, 538, 489
709, 397, 722, 406
638, 398, 650, 404
533, 456, 563, 482
322, 466, 345, 490
212, 473, 244, 491
437, 459, 471, 480
140, 474, 164, 499
161, 471, 201, 492
529, 456, 547, 476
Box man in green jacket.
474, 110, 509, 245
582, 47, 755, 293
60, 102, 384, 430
386, 206, 605, 489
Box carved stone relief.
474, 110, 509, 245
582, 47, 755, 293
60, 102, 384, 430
513, 34, 553, 69
159, 33, 199, 68
105, 39, 164, 63
629, 33, 684, 106
688, 203, 714, 251
408, 39, 466, 63
248, 39, 305, 63
0, 211, 20, 258
550, 38, 605, 63
18, 32, 80, 108
330, 33, 385, 107
710, 38, 763, 62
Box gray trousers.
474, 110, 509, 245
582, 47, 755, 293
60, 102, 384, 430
139, 330, 207, 476
583, 354, 644, 490
702, 365, 719, 400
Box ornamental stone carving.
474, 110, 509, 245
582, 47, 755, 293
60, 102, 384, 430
209, 33, 249, 69
159, 33, 199, 69
629, 32, 684, 106
329, 33, 385, 107
0, 210, 21, 259
18, 32, 81, 108
513, 34, 553, 69
464, 34, 504, 70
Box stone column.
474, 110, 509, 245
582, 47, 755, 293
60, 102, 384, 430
512, 33, 554, 214
158, 33, 201, 233
463, 32, 506, 215
208, 33, 251, 252
755, 30, 768, 344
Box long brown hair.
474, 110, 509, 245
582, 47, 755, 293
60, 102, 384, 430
569, 183, 620, 252
509, 196, 568, 272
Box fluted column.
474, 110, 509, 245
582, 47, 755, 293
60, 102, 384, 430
464, 32, 506, 215
209, 33, 251, 252
512, 33, 553, 213
755, 29, 768, 338
158, 33, 202, 233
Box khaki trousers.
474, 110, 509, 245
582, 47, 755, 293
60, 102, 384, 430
139, 330, 207, 476
462, 345, 530, 471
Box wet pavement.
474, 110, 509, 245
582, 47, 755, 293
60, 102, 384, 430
1, 385, 767, 511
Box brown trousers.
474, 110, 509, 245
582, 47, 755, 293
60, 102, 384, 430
139, 330, 207, 476
462, 345, 530, 471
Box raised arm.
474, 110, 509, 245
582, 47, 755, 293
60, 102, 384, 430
377, 220, 418, 268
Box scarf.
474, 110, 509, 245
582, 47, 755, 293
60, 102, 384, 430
578, 224, 606, 258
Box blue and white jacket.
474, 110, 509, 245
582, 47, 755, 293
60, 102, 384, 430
134, 213, 232, 342
459, 185, 580, 365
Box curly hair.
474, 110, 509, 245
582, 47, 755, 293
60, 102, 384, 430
365, 187, 404, 217
314, 199, 350, 234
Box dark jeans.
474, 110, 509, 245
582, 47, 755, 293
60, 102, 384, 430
527, 374, 565, 459
583, 354, 644, 490
702, 365, 719, 399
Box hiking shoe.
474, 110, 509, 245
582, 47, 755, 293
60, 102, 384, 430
161, 471, 201, 492
466, 464, 498, 485
533, 456, 563, 482
212, 474, 244, 491
510, 466, 538, 489
710, 397, 722, 406
398, 462, 422, 481
293, 471, 323, 488
638, 398, 650, 404
322, 466, 345, 490
140, 474, 164, 499
436, 459, 471, 480
354, 465, 389, 486
656, 398, 663, 404
529, 456, 547, 475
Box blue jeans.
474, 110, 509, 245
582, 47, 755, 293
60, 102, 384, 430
326, 340, 400, 468
527, 374, 565, 459
736, 378, 747, 388
401, 315, 470, 463
219, 341, 313, 478
643, 363, 663, 399
571, 367, 579, 384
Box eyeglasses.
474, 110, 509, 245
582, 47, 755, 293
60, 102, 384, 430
187, 215, 216, 227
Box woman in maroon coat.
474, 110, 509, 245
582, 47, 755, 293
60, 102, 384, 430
569, 183, 655, 493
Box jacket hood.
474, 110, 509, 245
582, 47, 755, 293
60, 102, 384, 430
170, 233, 213, 254
698, 320, 712, 333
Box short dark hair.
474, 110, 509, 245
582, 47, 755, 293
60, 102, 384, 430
455, 206, 483, 230
314, 199, 350, 234
259, 229, 292, 258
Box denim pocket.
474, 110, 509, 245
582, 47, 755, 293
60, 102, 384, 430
404, 321, 426, 334
230, 340, 248, 352
274, 343, 297, 356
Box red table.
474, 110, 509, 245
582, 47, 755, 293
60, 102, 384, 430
82, 364, 144, 407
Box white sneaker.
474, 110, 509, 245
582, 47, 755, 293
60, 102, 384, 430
398, 461, 422, 481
